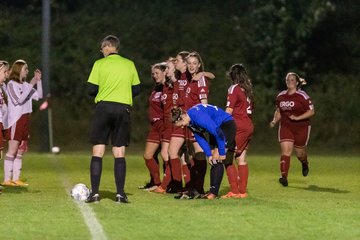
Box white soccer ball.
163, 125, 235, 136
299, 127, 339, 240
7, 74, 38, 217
70, 183, 90, 201
51, 146, 60, 154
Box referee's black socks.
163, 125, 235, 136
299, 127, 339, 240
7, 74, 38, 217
114, 157, 126, 196
90, 156, 103, 195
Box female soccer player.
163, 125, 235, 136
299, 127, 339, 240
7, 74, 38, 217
270, 72, 315, 186
2, 59, 43, 187
152, 58, 179, 193
223, 64, 254, 198
172, 104, 236, 199
142, 63, 167, 190
181, 51, 210, 196
0, 60, 9, 160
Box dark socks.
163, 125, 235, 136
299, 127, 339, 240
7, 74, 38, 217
114, 157, 126, 196
90, 156, 102, 195
209, 162, 224, 195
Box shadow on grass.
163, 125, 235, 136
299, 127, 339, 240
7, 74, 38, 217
1, 186, 31, 194
99, 190, 133, 201
290, 184, 350, 194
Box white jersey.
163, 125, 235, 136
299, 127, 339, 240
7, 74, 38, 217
5, 80, 43, 128
0, 84, 8, 127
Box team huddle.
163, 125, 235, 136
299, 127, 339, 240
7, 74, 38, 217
0, 60, 43, 192
140, 52, 315, 199
140, 52, 254, 199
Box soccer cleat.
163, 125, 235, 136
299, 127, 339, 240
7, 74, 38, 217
302, 162, 309, 177
138, 182, 155, 190
220, 191, 241, 199
279, 177, 288, 187
86, 193, 100, 203
144, 185, 159, 191
152, 186, 166, 194
115, 194, 129, 203
202, 192, 217, 200
1, 181, 16, 186
238, 193, 248, 198
174, 192, 184, 199
12, 180, 29, 187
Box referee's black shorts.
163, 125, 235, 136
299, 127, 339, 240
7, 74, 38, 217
90, 101, 131, 147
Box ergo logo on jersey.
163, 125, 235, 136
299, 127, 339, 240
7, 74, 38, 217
280, 101, 295, 108
178, 80, 187, 86
161, 93, 168, 102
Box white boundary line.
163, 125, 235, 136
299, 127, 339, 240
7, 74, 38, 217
49, 155, 107, 240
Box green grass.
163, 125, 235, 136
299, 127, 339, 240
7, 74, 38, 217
0, 152, 359, 240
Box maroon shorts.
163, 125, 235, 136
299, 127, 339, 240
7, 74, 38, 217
235, 120, 254, 153
278, 124, 311, 148
161, 118, 172, 143
6, 114, 30, 142
171, 124, 186, 138
146, 120, 163, 144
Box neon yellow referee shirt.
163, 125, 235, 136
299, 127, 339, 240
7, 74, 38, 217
87, 54, 140, 106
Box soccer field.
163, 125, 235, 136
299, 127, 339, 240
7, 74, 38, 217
0, 152, 359, 240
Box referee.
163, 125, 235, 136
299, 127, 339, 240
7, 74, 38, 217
86, 35, 140, 203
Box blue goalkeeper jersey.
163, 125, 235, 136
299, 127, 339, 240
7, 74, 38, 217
187, 103, 233, 157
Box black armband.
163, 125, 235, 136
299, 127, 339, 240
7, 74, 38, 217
132, 84, 140, 98
87, 82, 98, 97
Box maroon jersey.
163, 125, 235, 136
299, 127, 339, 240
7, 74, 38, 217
172, 72, 189, 108
148, 84, 163, 123
184, 76, 209, 110
276, 90, 314, 127
226, 84, 253, 120
161, 83, 174, 120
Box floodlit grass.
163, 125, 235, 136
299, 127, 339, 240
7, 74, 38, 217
0, 152, 359, 240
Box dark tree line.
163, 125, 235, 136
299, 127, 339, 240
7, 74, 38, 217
0, 0, 359, 152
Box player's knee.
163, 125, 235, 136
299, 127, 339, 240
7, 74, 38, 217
194, 152, 206, 161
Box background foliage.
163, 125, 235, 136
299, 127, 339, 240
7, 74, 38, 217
0, 0, 359, 152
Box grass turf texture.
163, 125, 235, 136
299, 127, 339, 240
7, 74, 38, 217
0, 153, 359, 240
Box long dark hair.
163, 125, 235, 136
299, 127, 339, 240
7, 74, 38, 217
227, 63, 254, 102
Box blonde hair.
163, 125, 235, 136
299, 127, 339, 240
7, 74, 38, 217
0, 60, 9, 70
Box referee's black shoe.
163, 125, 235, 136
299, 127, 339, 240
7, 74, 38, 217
86, 193, 100, 203
279, 177, 288, 187
115, 194, 129, 203
302, 162, 309, 177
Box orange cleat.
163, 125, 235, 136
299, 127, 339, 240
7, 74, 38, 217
202, 192, 217, 200
1, 181, 16, 187
238, 193, 248, 198
152, 186, 166, 194
220, 191, 241, 199
12, 180, 29, 187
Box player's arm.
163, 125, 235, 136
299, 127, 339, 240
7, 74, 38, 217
192, 71, 215, 81
289, 109, 315, 121
270, 107, 281, 128
7, 82, 35, 105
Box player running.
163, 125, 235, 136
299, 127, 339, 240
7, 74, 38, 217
270, 72, 315, 187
